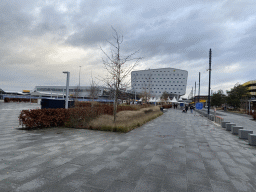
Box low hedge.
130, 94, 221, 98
4, 98, 37, 103
19, 104, 145, 129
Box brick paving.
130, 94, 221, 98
1, 102, 256, 191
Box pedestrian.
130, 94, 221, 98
185, 105, 188, 113
190, 105, 194, 113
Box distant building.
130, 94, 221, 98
131, 68, 188, 97
243, 80, 256, 96
33, 86, 108, 98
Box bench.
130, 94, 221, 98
238, 130, 253, 139
226, 123, 236, 131
248, 134, 256, 146
231, 126, 243, 135
221, 121, 230, 128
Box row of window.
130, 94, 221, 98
136, 88, 183, 91
37, 88, 90, 92
134, 78, 184, 81
150, 91, 181, 94
135, 71, 183, 76
133, 74, 184, 77
135, 84, 184, 87
136, 81, 183, 83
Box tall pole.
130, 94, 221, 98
63, 71, 70, 109
199, 72, 200, 103
192, 87, 193, 101
79, 66, 81, 87
195, 81, 196, 103
208, 49, 212, 115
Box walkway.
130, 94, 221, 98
0, 102, 256, 191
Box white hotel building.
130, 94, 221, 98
131, 68, 188, 98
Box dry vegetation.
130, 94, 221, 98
89, 106, 163, 132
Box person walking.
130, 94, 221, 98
185, 105, 188, 113
190, 105, 194, 113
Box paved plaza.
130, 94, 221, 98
1, 102, 256, 191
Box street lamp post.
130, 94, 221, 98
63, 71, 70, 109
79, 66, 81, 87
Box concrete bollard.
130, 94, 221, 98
248, 134, 256, 146
231, 126, 243, 135
221, 121, 230, 128
239, 130, 253, 139
226, 123, 236, 131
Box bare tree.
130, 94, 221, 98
161, 91, 169, 103
73, 86, 80, 101
100, 27, 142, 122
89, 75, 100, 102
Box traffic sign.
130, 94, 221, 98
196, 102, 203, 110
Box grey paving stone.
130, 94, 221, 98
133, 175, 163, 192
187, 169, 211, 188
230, 178, 256, 192
161, 172, 187, 192
187, 184, 213, 192
210, 180, 238, 192
105, 180, 137, 192
204, 166, 230, 182
85, 168, 121, 190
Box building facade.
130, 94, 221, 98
243, 80, 256, 96
33, 86, 107, 98
131, 68, 188, 97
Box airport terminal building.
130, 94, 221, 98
131, 68, 188, 97
33, 86, 107, 98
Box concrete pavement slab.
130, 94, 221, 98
1, 102, 256, 191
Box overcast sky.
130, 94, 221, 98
1, 0, 256, 98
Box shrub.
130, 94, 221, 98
4, 98, 37, 103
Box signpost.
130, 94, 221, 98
196, 102, 203, 110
